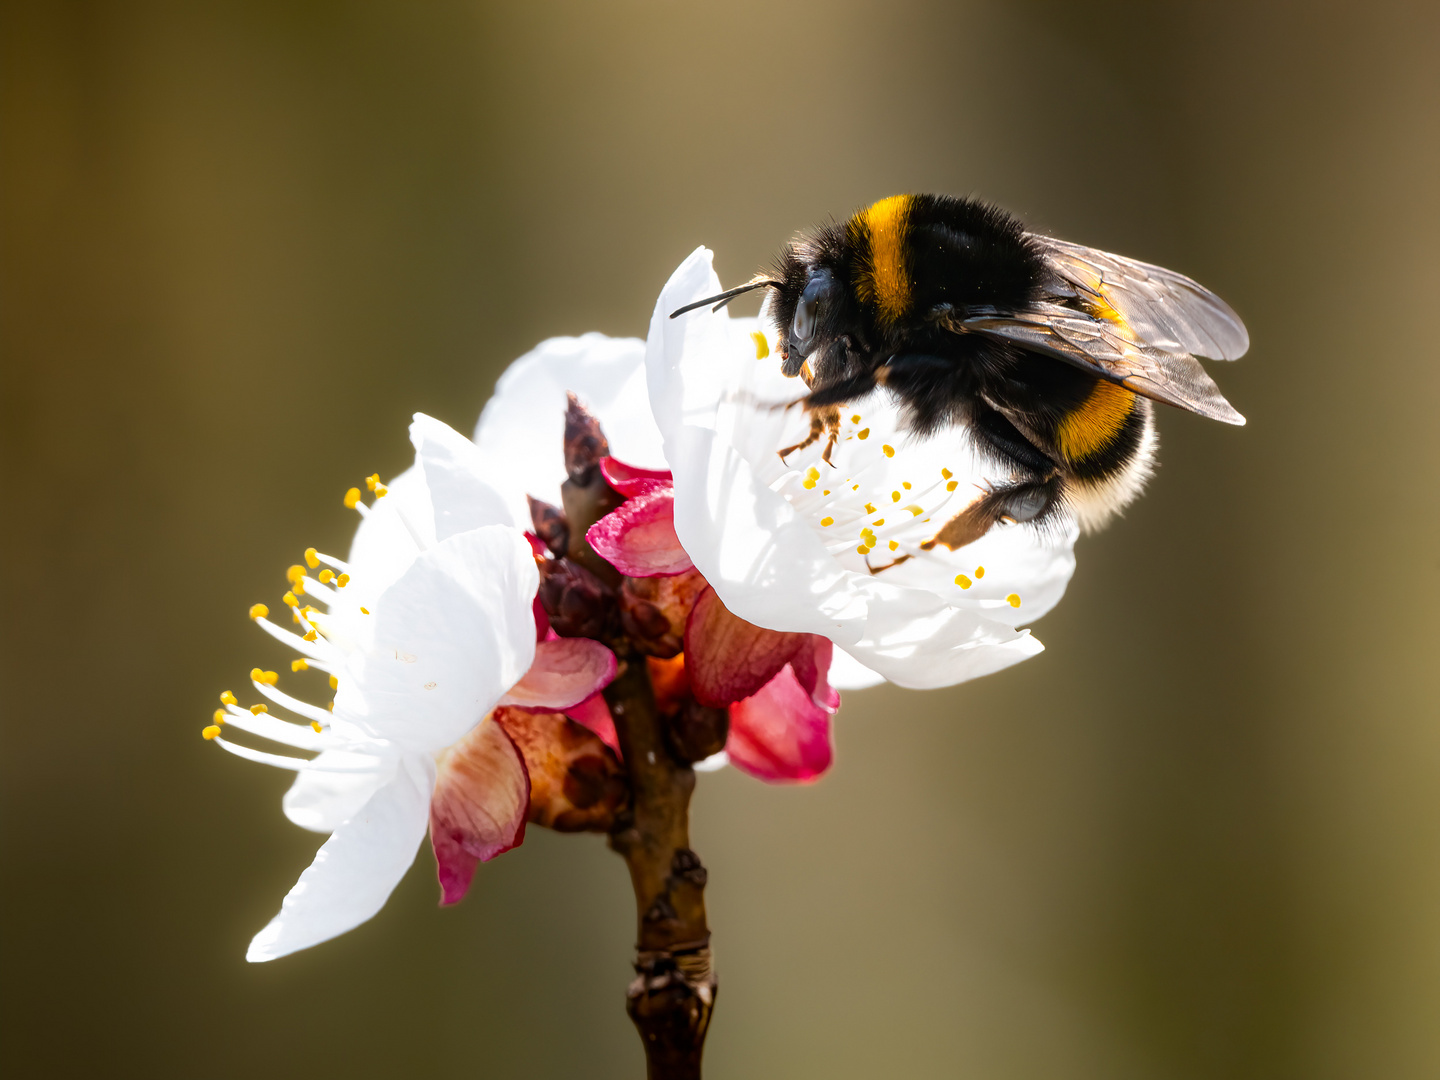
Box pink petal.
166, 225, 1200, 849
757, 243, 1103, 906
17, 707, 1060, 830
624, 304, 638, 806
523, 531, 549, 558
585, 489, 694, 577
532, 595, 550, 642
563, 692, 622, 759
599, 456, 673, 496
429, 719, 530, 905
684, 585, 806, 707
788, 634, 841, 712
726, 664, 835, 783
500, 638, 618, 711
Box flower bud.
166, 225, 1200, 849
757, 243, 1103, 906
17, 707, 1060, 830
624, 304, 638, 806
563, 392, 610, 485
527, 495, 570, 557
537, 557, 618, 640
620, 568, 708, 658
665, 698, 730, 764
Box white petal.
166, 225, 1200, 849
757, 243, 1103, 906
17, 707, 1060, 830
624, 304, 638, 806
340, 466, 435, 616
339, 525, 539, 751
472, 333, 667, 522
827, 648, 886, 691
282, 752, 391, 833
246, 756, 433, 962
646, 248, 1077, 690
409, 413, 514, 540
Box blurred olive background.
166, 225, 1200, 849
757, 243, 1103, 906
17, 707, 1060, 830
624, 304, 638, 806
4, 1, 1439, 1077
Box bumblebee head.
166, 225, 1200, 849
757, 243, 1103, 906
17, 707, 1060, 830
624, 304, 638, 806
667, 232, 852, 379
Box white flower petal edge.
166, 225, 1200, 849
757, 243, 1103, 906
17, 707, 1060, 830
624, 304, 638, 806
646, 247, 1079, 690
247, 756, 434, 962
472, 333, 668, 526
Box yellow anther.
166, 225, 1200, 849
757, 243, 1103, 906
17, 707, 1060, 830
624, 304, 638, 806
220, 690, 238, 706
250, 667, 277, 685
750, 331, 770, 359
293, 577, 305, 595
871, 518, 885, 527
263, 670, 278, 685
882, 444, 895, 457
250, 703, 268, 715
302, 605, 319, 616
975, 566, 985, 579
1007, 593, 1021, 608
311, 720, 324, 734
822, 489, 831, 496
213, 709, 227, 725
955, 574, 972, 590
857, 428, 870, 440
283, 592, 298, 607
291, 658, 309, 672
941, 467, 953, 480
366, 473, 381, 492
851, 414, 862, 424
329, 674, 338, 690
248, 603, 269, 620
820, 516, 834, 527
286, 565, 307, 585
359, 606, 370, 615
802, 478, 816, 490
328, 701, 335, 712
304, 547, 320, 569
318, 569, 334, 584
336, 573, 350, 588
375, 485, 388, 498
906, 505, 923, 516
856, 545, 870, 555
303, 630, 318, 642
891, 491, 901, 502
888, 540, 899, 551
344, 487, 362, 509
864, 502, 877, 513
902, 481, 912, 490
202, 725, 222, 741
805, 466, 820, 480
852, 484, 860, 491
945, 480, 958, 492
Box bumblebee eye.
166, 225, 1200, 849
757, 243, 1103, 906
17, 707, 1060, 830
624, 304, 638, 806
789, 269, 834, 357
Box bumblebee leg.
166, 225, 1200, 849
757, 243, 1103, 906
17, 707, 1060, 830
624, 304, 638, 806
778, 406, 841, 462
921, 476, 1066, 551
923, 407, 1064, 550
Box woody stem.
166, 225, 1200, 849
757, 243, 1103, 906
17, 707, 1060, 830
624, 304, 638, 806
558, 439, 714, 1080
604, 658, 714, 1080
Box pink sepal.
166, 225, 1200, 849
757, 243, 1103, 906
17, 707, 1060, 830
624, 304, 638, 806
500, 638, 618, 711
586, 489, 694, 577
564, 692, 622, 759
726, 664, 835, 784
430, 718, 530, 905
599, 456, 673, 496
684, 585, 806, 707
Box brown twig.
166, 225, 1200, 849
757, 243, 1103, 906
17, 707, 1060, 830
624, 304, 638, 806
559, 397, 715, 1079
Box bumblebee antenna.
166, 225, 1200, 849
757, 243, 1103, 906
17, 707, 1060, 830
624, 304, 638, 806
669, 277, 780, 318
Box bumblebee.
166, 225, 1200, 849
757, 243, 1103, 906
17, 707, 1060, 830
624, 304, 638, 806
671, 194, 1248, 549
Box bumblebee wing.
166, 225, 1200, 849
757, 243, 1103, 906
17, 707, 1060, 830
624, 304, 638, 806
1037, 237, 1250, 361
957, 303, 1246, 425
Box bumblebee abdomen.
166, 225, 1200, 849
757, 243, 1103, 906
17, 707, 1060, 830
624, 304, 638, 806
1055, 379, 1138, 464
